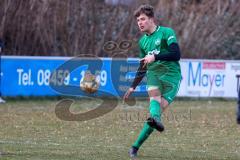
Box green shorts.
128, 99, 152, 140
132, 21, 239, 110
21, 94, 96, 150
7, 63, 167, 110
147, 71, 181, 104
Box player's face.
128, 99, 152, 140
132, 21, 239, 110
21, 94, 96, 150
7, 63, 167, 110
136, 14, 154, 33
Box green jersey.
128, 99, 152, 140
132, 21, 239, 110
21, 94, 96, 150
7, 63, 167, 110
139, 26, 181, 78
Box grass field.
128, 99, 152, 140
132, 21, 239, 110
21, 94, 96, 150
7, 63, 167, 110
0, 98, 240, 160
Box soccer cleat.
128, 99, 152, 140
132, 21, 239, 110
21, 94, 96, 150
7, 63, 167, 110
128, 146, 138, 158
147, 117, 164, 132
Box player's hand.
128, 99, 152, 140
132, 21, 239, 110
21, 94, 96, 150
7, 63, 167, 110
123, 87, 135, 103
141, 55, 155, 65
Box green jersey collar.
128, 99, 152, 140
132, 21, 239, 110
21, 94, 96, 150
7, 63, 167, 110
146, 26, 160, 36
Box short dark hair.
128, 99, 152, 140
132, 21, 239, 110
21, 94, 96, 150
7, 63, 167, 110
134, 4, 154, 18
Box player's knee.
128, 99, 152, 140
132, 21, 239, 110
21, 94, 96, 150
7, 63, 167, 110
161, 98, 170, 111
150, 96, 161, 104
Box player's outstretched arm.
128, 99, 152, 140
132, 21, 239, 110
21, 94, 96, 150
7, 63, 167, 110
130, 60, 147, 89
123, 61, 147, 102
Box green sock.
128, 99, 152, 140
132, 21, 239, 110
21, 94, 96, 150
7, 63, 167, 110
132, 122, 154, 149
132, 100, 162, 149
149, 99, 162, 121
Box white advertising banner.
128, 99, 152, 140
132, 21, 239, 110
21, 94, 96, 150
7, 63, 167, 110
178, 59, 240, 98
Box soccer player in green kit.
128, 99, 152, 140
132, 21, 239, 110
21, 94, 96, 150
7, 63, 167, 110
123, 4, 182, 158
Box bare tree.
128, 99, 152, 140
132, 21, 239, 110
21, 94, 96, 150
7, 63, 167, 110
0, 0, 239, 59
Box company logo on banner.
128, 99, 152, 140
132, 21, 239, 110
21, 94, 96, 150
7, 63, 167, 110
187, 61, 226, 97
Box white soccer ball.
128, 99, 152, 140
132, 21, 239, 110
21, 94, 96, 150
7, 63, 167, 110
80, 71, 100, 94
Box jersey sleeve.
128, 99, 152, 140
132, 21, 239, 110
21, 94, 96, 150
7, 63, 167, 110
165, 28, 178, 46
